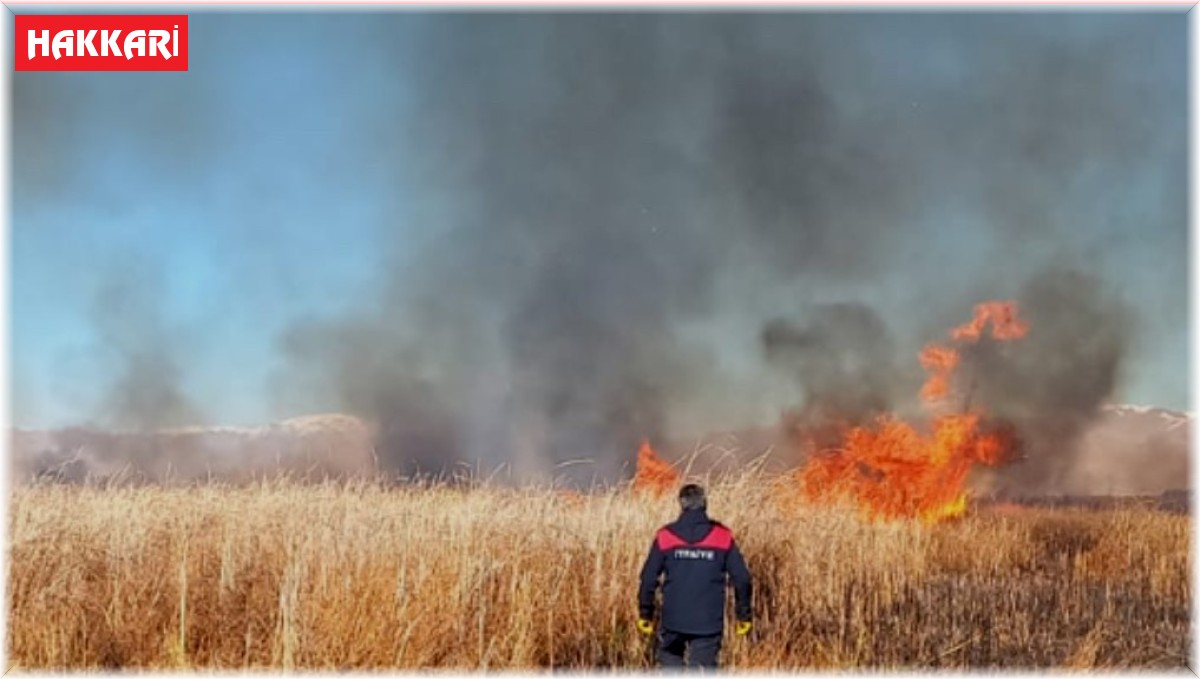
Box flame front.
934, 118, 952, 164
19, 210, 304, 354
633, 439, 680, 496
800, 301, 1027, 524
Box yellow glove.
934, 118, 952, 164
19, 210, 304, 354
735, 620, 753, 637
636, 619, 655, 636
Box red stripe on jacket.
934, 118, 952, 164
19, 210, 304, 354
656, 525, 733, 551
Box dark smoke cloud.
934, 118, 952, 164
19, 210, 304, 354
89, 260, 202, 431
964, 269, 1131, 494
277, 15, 925, 481
709, 24, 919, 281
759, 269, 1139, 496
12, 70, 220, 207
13, 38, 229, 434
12, 14, 1182, 489
12, 259, 209, 483
270, 14, 1181, 484
762, 303, 904, 455
277, 315, 461, 477
278, 16, 869, 481
11, 75, 81, 204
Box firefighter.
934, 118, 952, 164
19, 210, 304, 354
637, 483, 753, 669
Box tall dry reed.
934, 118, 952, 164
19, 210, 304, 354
6, 471, 1191, 670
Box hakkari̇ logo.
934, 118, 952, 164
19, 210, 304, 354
15, 15, 188, 71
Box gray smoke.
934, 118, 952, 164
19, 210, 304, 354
12, 414, 377, 485
270, 14, 1181, 484
12, 69, 220, 206
963, 269, 1131, 494
11, 14, 1183, 489
276, 15, 897, 481
89, 261, 201, 431
762, 303, 904, 455
277, 315, 462, 477
11, 260, 209, 483
761, 269, 1134, 493
758, 269, 1132, 494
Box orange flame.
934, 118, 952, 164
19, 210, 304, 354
800, 300, 1027, 524
950, 301, 1029, 342
632, 439, 680, 496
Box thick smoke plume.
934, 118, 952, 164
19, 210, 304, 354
761, 269, 1138, 496
11, 14, 1185, 489
269, 14, 1181, 484
89, 263, 201, 431
964, 269, 1132, 494
762, 303, 903, 457
12, 262, 212, 483
279, 15, 922, 482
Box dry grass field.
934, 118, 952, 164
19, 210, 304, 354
6, 473, 1192, 671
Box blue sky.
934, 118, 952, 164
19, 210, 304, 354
10, 12, 1189, 430
13, 14, 398, 425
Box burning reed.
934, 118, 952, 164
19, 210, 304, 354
799, 301, 1027, 523
7, 474, 1190, 670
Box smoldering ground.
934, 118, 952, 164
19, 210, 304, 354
11, 14, 1187, 489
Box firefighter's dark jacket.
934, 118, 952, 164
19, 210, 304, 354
638, 507, 752, 635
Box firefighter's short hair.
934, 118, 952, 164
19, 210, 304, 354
679, 483, 707, 511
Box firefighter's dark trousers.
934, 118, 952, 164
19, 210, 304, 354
658, 629, 722, 669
